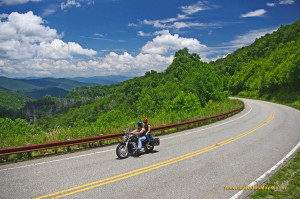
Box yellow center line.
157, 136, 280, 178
34, 144, 218, 199
35, 102, 275, 199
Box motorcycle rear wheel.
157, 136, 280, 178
116, 143, 129, 159
144, 143, 154, 153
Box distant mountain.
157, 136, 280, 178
0, 77, 96, 91
69, 75, 133, 85
0, 86, 9, 90
0, 76, 40, 90
17, 87, 69, 99
19, 79, 59, 87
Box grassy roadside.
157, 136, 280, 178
250, 151, 300, 199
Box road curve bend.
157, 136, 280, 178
0, 98, 299, 199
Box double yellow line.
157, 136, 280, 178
35, 103, 275, 199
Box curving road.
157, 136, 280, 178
0, 98, 299, 199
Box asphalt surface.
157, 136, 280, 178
0, 98, 299, 199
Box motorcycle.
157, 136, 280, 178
116, 127, 160, 159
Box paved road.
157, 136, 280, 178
0, 99, 299, 199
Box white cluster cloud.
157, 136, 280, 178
96, 52, 173, 74
0, 11, 175, 77
60, 0, 94, 10
141, 30, 207, 55
279, 0, 294, 5
1, 53, 174, 77
266, 2, 276, 7
180, 1, 211, 15
0, 11, 58, 43
0, 11, 177, 77
38, 39, 97, 59
61, 0, 81, 10
266, 0, 294, 7
0, 11, 96, 60
241, 9, 266, 18
128, 22, 138, 27
137, 31, 152, 37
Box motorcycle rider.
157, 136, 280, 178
143, 118, 152, 145
131, 121, 146, 151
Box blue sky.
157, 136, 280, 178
0, 0, 299, 78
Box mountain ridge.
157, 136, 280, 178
68, 75, 133, 85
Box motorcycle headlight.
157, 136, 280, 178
122, 136, 128, 142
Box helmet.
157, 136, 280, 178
137, 121, 143, 126
143, 118, 148, 123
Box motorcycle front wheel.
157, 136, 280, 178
116, 143, 129, 159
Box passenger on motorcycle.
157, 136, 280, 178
131, 121, 146, 150
143, 118, 152, 144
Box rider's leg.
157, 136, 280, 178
146, 133, 152, 144
138, 136, 146, 149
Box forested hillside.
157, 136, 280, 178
214, 20, 300, 104
0, 88, 35, 118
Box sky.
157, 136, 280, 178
0, 0, 299, 78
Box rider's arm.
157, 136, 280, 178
130, 129, 137, 134
135, 128, 145, 135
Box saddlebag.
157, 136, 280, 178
152, 138, 160, 146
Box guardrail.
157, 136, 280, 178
0, 105, 244, 156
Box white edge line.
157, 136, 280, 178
0, 149, 114, 172
230, 140, 300, 199
0, 101, 252, 172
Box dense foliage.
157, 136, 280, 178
0, 88, 35, 118
214, 20, 300, 104
66, 84, 118, 100
0, 117, 43, 148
